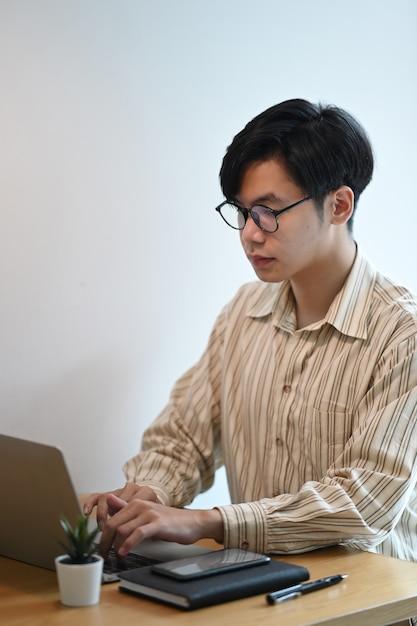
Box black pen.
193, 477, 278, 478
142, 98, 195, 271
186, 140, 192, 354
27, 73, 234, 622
266, 574, 348, 604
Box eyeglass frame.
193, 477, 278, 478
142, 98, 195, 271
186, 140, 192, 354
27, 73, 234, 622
215, 195, 312, 233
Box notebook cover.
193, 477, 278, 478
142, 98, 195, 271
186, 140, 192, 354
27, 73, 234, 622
118, 558, 309, 610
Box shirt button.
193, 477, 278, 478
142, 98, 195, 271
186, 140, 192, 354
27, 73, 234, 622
240, 541, 249, 550
276, 437, 283, 446
283, 384, 291, 393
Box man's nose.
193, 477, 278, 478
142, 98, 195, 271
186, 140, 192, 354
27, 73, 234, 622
241, 213, 265, 243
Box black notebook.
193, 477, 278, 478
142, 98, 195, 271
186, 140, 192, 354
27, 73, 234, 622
118, 557, 309, 610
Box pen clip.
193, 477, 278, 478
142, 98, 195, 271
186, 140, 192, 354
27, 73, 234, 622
274, 591, 302, 603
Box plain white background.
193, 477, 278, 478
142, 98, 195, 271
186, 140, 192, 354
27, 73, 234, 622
0, 1, 416, 507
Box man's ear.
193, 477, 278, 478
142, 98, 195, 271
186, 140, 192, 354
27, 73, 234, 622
330, 186, 355, 225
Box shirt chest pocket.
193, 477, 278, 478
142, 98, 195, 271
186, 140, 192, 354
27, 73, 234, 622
298, 406, 353, 480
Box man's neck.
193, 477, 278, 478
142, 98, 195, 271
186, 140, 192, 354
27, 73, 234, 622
291, 240, 357, 330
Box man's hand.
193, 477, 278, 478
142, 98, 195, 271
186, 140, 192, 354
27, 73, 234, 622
83, 484, 224, 558
83, 483, 159, 528
98, 494, 224, 558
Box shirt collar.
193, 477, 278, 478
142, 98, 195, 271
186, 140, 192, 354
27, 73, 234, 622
247, 247, 375, 339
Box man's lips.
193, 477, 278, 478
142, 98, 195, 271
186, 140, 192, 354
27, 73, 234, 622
248, 254, 274, 268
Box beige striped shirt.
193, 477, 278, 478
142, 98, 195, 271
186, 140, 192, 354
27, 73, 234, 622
124, 248, 417, 560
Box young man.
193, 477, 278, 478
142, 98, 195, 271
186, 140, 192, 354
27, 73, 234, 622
84, 99, 417, 565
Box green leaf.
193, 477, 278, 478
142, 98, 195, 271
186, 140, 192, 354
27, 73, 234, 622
58, 514, 101, 564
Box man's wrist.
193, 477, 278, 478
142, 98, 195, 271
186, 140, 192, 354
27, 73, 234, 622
197, 508, 224, 543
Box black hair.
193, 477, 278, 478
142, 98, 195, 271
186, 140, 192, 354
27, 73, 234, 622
219, 99, 374, 233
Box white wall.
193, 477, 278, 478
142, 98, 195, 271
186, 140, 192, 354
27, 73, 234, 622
0, 0, 416, 508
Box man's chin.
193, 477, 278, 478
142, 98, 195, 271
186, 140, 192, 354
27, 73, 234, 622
252, 267, 283, 283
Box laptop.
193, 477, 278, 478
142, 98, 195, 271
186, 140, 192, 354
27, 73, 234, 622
0, 434, 209, 582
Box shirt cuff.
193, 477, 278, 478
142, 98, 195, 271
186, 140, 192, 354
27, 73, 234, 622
215, 501, 268, 553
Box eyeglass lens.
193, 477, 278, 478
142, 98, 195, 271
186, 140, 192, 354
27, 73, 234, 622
223, 203, 277, 232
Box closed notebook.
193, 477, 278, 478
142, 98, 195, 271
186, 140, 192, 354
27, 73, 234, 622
118, 558, 309, 610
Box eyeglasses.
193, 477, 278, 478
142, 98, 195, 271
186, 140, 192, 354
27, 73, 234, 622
215, 195, 312, 233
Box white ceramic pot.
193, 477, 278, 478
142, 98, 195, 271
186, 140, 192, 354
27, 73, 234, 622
55, 554, 104, 607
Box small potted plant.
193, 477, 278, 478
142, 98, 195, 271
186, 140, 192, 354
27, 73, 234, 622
55, 514, 103, 607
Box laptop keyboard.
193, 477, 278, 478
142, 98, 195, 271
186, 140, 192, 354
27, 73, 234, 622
103, 548, 161, 575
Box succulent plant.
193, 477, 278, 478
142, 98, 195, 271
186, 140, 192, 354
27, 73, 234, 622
58, 514, 100, 564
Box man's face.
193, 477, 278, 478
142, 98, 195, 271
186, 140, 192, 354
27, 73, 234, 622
236, 159, 330, 285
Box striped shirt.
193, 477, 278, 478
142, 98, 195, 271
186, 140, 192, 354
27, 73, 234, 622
124, 248, 417, 560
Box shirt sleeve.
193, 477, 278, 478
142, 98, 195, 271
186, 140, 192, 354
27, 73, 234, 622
217, 334, 417, 556
123, 305, 227, 507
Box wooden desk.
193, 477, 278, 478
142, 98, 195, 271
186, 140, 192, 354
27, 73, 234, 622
2, 543, 417, 626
